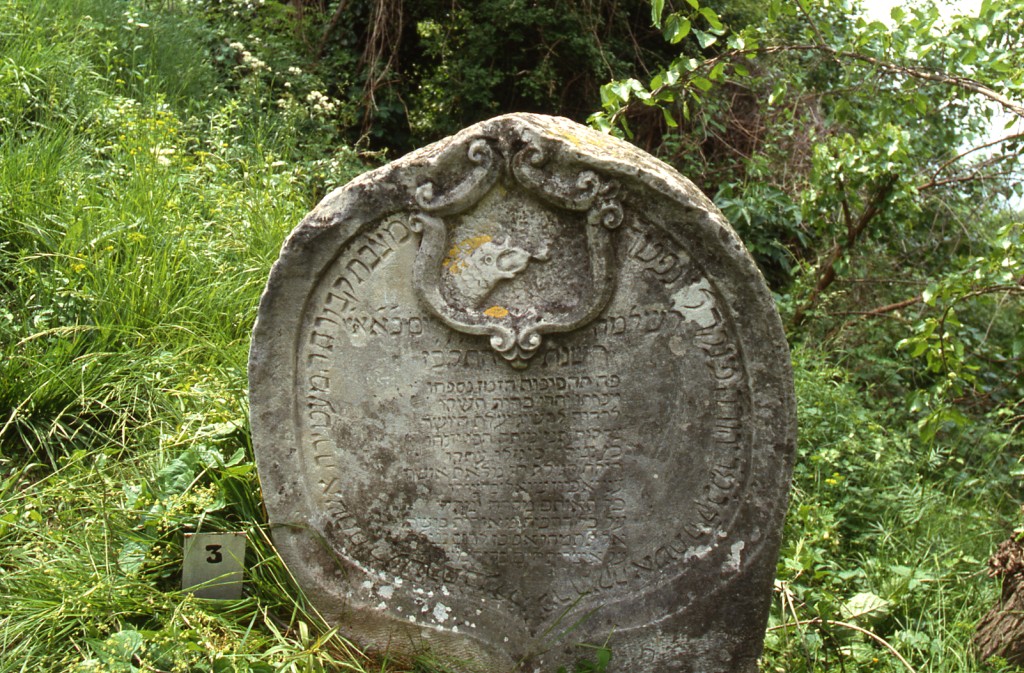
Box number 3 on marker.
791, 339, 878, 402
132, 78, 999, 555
206, 544, 223, 563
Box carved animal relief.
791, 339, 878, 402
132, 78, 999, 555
408, 132, 624, 368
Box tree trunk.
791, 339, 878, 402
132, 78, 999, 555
974, 537, 1024, 664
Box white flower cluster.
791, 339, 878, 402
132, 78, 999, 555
228, 41, 268, 72
306, 90, 338, 117
241, 51, 268, 72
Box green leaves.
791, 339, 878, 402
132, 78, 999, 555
651, 0, 665, 28
81, 630, 145, 673
117, 419, 250, 575
556, 646, 612, 673
693, 28, 717, 49
592, 1, 749, 136
698, 7, 723, 31
666, 16, 691, 44
657, 0, 724, 49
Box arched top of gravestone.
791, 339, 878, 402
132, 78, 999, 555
250, 113, 796, 673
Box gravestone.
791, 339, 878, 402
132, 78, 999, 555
249, 113, 796, 673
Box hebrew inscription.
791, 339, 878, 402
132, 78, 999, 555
250, 114, 796, 673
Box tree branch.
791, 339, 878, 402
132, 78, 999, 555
793, 174, 899, 327
635, 43, 1024, 125
835, 294, 923, 317
930, 132, 1024, 180
834, 49, 1024, 120
919, 169, 1019, 191
316, 0, 353, 60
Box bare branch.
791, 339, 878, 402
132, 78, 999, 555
931, 132, 1024, 179
919, 169, 1019, 191
835, 294, 923, 317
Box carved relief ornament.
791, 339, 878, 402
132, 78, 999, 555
409, 130, 624, 368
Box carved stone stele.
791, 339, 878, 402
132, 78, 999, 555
249, 114, 796, 673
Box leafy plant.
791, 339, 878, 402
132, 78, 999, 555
555, 646, 612, 673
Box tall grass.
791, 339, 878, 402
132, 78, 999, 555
760, 347, 1018, 673
0, 0, 389, 670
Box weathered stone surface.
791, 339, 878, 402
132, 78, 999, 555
249, 113, 796, 673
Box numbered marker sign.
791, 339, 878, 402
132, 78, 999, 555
182, 532, 246, 599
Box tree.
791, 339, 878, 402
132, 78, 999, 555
277, 0, 682, 151
592, 0, 1023, 441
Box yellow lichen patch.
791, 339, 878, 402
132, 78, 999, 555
483, 305, 510, 319
443, 235, 492, 274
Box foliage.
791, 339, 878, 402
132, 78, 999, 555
554, 645, 612, 673
201, 0, 681, 152
766, 346, 1017, 671
0, 0, 377, 669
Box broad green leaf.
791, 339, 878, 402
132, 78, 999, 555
223, 463, 255, 476
225, 446, 246, 467
989, 58, 1014, 73
685, 0, 700, 9
662, 106, 678, 128
670, 18, 691, 44
651, 0, 665, 28
699, 7, 724, 31
691, 76, 713, 91
727, 34, 746, 49
156, 454, 197, 498
588, 112, 612, 134
842, 592, 892, 626
91, 629, 144, 666
694, 29, 717, 49
621, 115, 634, 139
118, 539, 152, 574
609, 80, 633, 102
